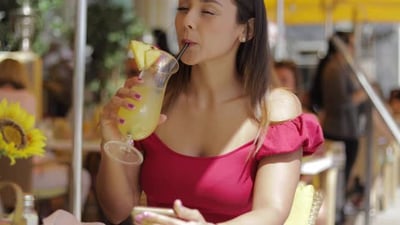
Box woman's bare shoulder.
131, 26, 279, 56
268, 88, 302, 123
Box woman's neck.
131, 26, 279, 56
187, 60, 244, 108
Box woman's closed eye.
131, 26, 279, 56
177, 6, 189, 13
201, 9, 215, 15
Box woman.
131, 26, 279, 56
0, 58, 36, 115
309, 31, 367, 223
312, 32, 366, 188
0, 58, 37, 209
274, 60, 299, 94
97, 0, 323, 224
273, 59, 312, 112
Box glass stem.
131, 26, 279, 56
126, 134, 134, 146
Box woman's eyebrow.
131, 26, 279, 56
201, 0, 223, 6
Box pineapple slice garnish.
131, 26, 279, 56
129, 40, 161, 70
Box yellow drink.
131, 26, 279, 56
117, 68, 168, 140
103, 42, 182, 165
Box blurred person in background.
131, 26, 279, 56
0, 58, 36, 114
274, 59, 313, 112
42, 41, 74, 117
274, 60, 298, 93
309, 31, 368, 224
0, 58, 91, 219
0, 58, 37, 211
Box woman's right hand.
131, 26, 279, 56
99, 76, 144, 143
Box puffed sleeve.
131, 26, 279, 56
255, 113, 324, 160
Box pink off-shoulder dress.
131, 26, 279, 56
135, 113, 324, 223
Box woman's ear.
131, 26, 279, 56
246, 18, 255, 40
240, 18, 255, 42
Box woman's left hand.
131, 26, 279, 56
134, 200, 214, 225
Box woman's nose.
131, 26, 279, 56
183, 10, 196, 30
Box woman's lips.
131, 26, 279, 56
182, 39, 196, 45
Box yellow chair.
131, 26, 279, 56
285, 182, 323, 225
0, 181, 26, 225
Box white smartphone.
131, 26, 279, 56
132, 206, 176, 218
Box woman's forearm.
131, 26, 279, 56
96, 148, 141, 224
217, 207, 289, 225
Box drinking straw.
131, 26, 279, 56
176, 42, 190, 61
166, 42, 189, 73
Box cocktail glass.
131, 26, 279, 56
103, 49, 179, 165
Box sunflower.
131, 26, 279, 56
0, 99, 46, 165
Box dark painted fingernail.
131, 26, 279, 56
128, 103, 135, 109
134, 93, 141, 100
119, 118, 125, 124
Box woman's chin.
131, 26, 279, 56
180, 57, 196, 66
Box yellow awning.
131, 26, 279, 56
264, 0, 400, 25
